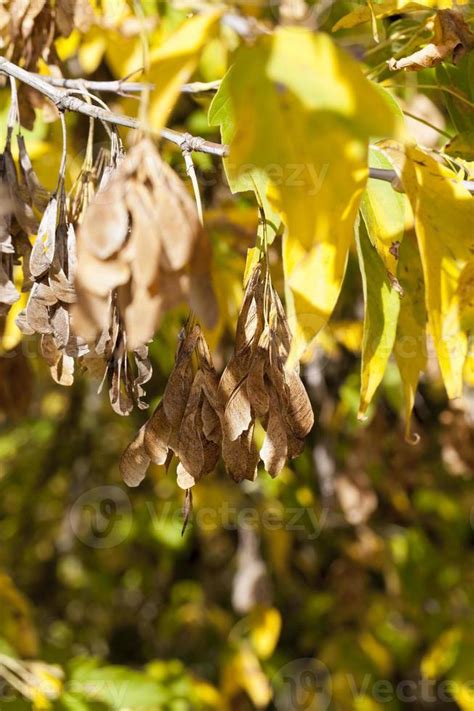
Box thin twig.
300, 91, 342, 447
6, 76, 18, 146
57, 111, 68, 191
0, 56, 228, 158
181, 80, 221, 93
1, 56, 473, 193
384, 81, 474, 110
183, 149, 203, 225
35, 74, 221, 95
403, 109, 451, 138
34, 75, 154, 94
368, 166, 474, 194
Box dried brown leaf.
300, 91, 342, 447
109, 364, 133, 416
0, 259, 19, 308
223, 423, 259, 483
41, 334, 75, 386
133, 345, 152, 410
26, 284, 53, 333
176, 462, 196, 490
50, 303, 70, 349
283, 367, 314, 439
388, 9, 474, 71
56, 0, 94, 36
246, 348, 270, 418
17, 134, 50, 211
49, 268, 76, 303
29, 196, 57, 278
144, 402, 172, 465
3, 148, 37, 234
79, 177, 129, 260
162, 326, 199, 427
224, 378, 253, 442
260, 391, 288, 477
177, 370, 205, 479
120, 424, 150, 487
201, 394, 221, 444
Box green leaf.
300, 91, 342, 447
444, 130, 474, 160
68, 658, 167, 710
361, 146, 405, 285
356, 220, 401, 418
332, 1, 438, 32
0, 635, 18, 656
436, 53, 474, 134
209, 27, 402, 361
421, 627, 462, 679
56, 691, 111, 711
394, 233, 427, 441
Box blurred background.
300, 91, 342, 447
2, 240, 474, 710
1, 0, 474, 709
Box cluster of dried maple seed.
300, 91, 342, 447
120, 262, 314, 493
1, 134, 215, 415
1, 125, 314, 491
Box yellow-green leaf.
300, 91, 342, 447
148, 12, 220, 131
444, 131, 474, 161
421, 627, 462, 679
332, 0, 466, 32
249, 607, 281, 660
400, 145, 474, 398
394, 232, 427, 441
458, 260, 474, 332
361, 146, 405, 285
357, 219, 401, 418
222, 647, 272, 708
209, 28, 401, 362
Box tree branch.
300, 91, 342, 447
1, 56, 473, 193
368, 166, 474, 194
34, 74, 221, 95
0, 56, 228, 157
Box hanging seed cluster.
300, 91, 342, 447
17, 190, 78, 385
0, 134, 216, 415
1, 135, 49, 319
219, 262, 314, 481
121, 263, 314, 490
120, 324, 221, 489
74, 138, 217, 352
0, 0, 94, 130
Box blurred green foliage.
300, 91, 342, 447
1, 317, 473, 709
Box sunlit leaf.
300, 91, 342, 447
249, 607, 281, 660
148, 12, 220, 131
398, 145, 474, 397
361, 146, 405, 287
332, 0, 466, 32
394, 232, 427, 441
421, 627, 462, 678
356, 220, 401, 418
210, 28, 401, 362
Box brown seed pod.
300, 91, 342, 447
121, 324, 222, 490
220, 263, 314, 480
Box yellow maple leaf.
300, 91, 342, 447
147, 12, 220, 131
210, 28, 402, 363
399, 145, 474, 398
